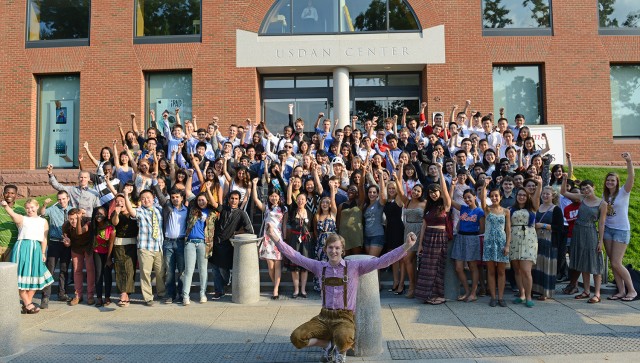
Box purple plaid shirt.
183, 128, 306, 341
275, 239, 406, 311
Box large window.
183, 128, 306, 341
482, 0, 552, 36
260, 0, 420, 35
493, 66, 543, 125
146, 72, 193, 132
37, 75, 81, 168
599, 0, 640, 35
611, 65, 640, 137
27, 0, 90, 47
135, 0, 201, 43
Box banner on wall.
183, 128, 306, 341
155, 99, 183, 132
527, 125, 565, 165
44, 100, 76, 168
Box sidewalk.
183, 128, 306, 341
4, 285, 640, 362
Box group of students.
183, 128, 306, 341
2, 100, 636, 321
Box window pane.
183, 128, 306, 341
342, 0, 387, 32
261, 0, 292, 34
136, 0, 201, 37
27, 0, 90, 41
599, 0, 640, 28
354, 75, 386, 86
295, 99, 329, 132
387, 74, 419, 86
493, 66, 542, 125
296, 76, 328, 87
264, 100, 293, 133
147, 73, 193, 132
483, 0, 551, 29
389, 0, 419, 31
38, 75, 80, 168
611, 65, 640, 137
292, 0, 339, 33
264, 77, 295, 88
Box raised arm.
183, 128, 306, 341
203, 183, 219, 209
286, 177, 294, 205
449, 177, 461, 211
133, 112, 142, 137
0, 201, 24, 226
539, 133, 550, 155
83, 141, 99, 167
222, 156, 232, 183
560, 173, 581, 202
174, 108, 181, 126
118, 121, 127, 146
112, 140, 121, 169
185, 169, 195, 201
250, 178, 264, 211
566, 152, 573, 179
329, 183, 338, 217
480, 182, 488, 212
378, 170, 387, 205
401, 107, 408, 128
314, 112, 324, 130
123, 190, 137, 218
313, 163, 324, 195
622, 152, 634, 193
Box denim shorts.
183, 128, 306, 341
604, 226, 630, 244
363, 235, 385, 248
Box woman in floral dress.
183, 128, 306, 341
312, 185, 337, 291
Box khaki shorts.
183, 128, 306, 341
290, 308, 355, 352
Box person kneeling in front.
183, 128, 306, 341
265, 223, 416, 363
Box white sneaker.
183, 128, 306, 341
200, 295, 207, 303
334, 350, 346, 363
321, 342, 334, 363
183, 297, 190, 306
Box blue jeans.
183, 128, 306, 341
211, 265, 231, 295
183, 239, 208, 299
163, 238, 185, 300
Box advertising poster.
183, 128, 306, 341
155, 99, 184, 132
44, 100, 75, 167
527, 125, 565, 165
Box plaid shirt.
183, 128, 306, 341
135, 206, 164, 251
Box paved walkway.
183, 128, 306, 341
4, 284, 640, 362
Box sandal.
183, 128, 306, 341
588, 296, 601, 304
562, 285, 579, 295
457, 294, 468, 302
24, 303, 40, 314
465, 296, 478, 303
104, 298, 112, 306
426, 298, 445, 305
607, 294, 624, 301
95, 299, 104, 307
118, 300, 130, 307
574, 291, 590, 300
621, 293, 638, 302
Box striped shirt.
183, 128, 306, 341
134, 206, 164, 251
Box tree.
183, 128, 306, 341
622, 11, 640, 28
598, 0, 619, 27
34, 0, 91, 40
522, 0, 551, 27
483, 0, 513, 28
353, 0, 387, 31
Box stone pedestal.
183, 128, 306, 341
444, 240, 460, 301
344, 254, 383, 357
230, 234, 261, 304
0, 262, 21, 357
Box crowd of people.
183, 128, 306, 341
1, 100, 636, 319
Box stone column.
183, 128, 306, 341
0, 263, 21, 357
344, 254, 383, 357
230, 234, 261, 304
444, 240, 459, 301
333, 67, 350, 128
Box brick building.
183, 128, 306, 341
1, 0, 639, 188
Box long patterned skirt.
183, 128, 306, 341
415, 228, 448, 301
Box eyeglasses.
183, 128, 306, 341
284, 145, 293, 149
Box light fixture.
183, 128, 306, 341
290, 68, 297, 71
383, 66, 391, 69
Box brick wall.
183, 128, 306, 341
1, 0, 639, 182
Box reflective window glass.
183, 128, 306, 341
493, 66, 542, 125
387, 74, 420, 86
264, 77, 295, 88
38, 75, 81, 168
389, 0, 419, 31
342, 0, 387, 32
135, 0, 201, 37
599, 0, 640, 28
262, 0, 292, 34
354, 75, 386, 86
296, 76, 329, 87
292, 0, 339, 33
147, 73, 193, 132
27, 0, 90, 42
611, 65, 640, 137
482, 0, 551, 28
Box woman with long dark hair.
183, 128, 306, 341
92, 206, 115, 307
415, 164, 451, 305
510, 187, 539, 308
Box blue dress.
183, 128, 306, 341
483, 212, 509, 263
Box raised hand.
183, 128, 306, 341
405, 232, 417, 248
622, 152, 631, 162
44, 198, 53, 205
47, 164, 54, 175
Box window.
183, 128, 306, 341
37, 75, 80, 168
27, 0, 90, 47
482, 0, 552, 36
146, 73, 193, 132
493, 66, 543, 125
260, 0, 420, 35
599, 0, 640, 35
135, 0, 201, 43
611, 65, 640, 137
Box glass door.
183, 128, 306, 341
354, 97, 420, 127
263, 98, 331, 134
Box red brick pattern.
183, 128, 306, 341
1, 0, 639, 174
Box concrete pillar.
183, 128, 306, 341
230, 234, 261, 304
344, 254, 383, 357
333, 67, 350, 128
0, 263, 21, 357
444, 240, 459, 301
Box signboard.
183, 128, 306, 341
527, 125, 565, 165
43, 100, 76, 167
155, 99, 183, 132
